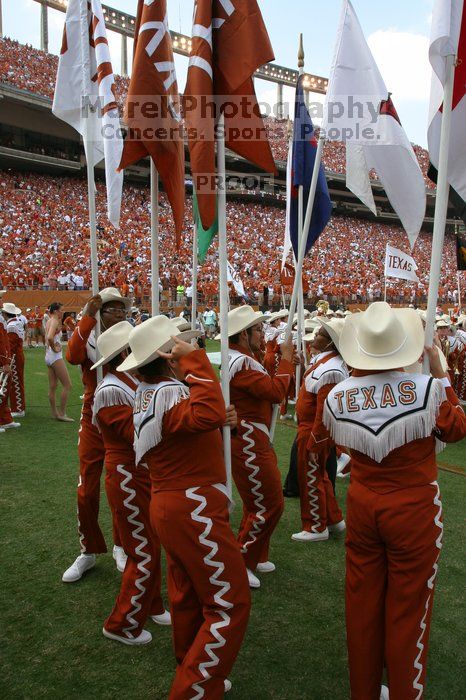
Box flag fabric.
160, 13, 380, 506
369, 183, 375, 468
323, 0, 426, 248
193, 189, 218, 262
227, 261, 246, 297
290, 75, 332, 260
280, 261, 295, 289
118, 0, 185, 239
184, 0, 277, 230
384, 244, 420, 282
53, 0, 123, 227
457, 230, 466, 270
427, 163, 466, 224
428, 0, 466, 202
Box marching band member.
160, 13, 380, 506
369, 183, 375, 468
0, 292, 19, 432
437, 317, 466, 403
323, 302, 466, 700
121, 316, 250, 698
292, 318, 347, 542
224, 306, 295, 588
62, 288, 131, 583
2, 302, 26, 418
91, 322, 169, 646
263, 309, 288, 377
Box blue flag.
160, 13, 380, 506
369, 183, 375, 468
290, 75, 332, 258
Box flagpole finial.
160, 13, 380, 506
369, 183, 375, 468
298, 34, 304, 69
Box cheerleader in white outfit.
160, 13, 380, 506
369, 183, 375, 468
45, 303, 73, 422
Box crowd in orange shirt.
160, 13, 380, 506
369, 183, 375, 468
0, 38, 436, 191
0, 170, 463, 306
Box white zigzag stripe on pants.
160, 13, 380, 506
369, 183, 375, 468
239, 420, 267, 555
77, 408, 86, 553
117, 464, 152, 638
186, 487, 232, 700
412, 481, 443, 700
307, 455, 321, 533
10, 355, 23, 411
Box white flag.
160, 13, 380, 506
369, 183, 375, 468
323, 0, 426, 248
281, 136, 293, 270
52, 0, 123, 227
227, 262, 246, 298
384, 244, 419, 283
428, 0, 466, 201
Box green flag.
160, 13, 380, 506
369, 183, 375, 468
193, 189, 218, 263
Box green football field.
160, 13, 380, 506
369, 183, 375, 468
0, 344, 465, 699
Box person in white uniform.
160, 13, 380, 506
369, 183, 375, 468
45, 303, 73, 422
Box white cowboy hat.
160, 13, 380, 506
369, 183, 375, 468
303, 328, 318, 342
98, 287, 131, 311
172, 317, 192, 332
268, 309, 289, 323
0, 291, 6, 297
304, 318, 320, 332
2, 302, 21, 315
344, 310, 352, 316
215, 306, 268, 340
90, 321, 133, 371
118, 316, 199, 372
339, 302, 424, 371
436, 318, 451, 329
316, 317, 346, 351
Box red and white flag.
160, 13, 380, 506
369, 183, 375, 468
184, 0, 277, 230
384, 244, 419, 283
119, 0, 185, 240
323, 0, 426, 248
52, 0, 123, 228
428, 0, 466, 202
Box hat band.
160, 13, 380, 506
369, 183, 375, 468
357, 334, 407, 359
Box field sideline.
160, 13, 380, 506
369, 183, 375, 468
0, 344, 465, 699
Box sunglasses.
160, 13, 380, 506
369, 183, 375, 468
102, 307, 127, 315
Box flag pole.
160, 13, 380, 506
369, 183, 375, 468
216, 111, 233, 501
423, 53, 456, 370
84, 138, 102, 382
191, 221, 198, 331
150, 160, 160, 316
295, 34, 305, 401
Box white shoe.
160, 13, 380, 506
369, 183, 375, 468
256, 561, 276, 573
291, 529, 329, 542
328, 520, 346, 535
380, 685, 389, 700
62, 553, 96, 582
3, 422, 21, 429
11, 411, 25, 418
247, 568, 261, 589
336, 453, 351, 473
224, 679, 232, 693
0, 427, 5, 433
113, 545, 127, 573
150, 610, 172, 626
102, 627, 152, 645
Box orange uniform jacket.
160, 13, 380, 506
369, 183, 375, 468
229, 343, 293, 427
66, 315, 101, 413
135, 351, 227, 492
0, 318, 10, 366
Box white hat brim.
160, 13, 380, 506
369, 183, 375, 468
339, 309, 424, 370
90, 341, 131, 371
214, 314, 268, 341
316, 318, 343, 352
117, 330, 200, 372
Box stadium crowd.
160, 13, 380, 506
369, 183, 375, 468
0, 37, 436, 188
0, 170, 463, 306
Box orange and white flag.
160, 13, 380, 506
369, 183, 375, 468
52, 0, 123, 228
184, 0, 277, 230
119, 0, 185, 241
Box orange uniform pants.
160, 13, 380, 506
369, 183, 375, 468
152, 485, 251, 700
104, 463, 164, 639
232, 421, 284, 570
9, 350, 25, 413
345, 480, 443, 700
0, 373, 13, 425
296, 435, 343, 533
77, 409, 120, 554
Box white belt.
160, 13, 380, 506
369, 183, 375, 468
250, 422, 270, 438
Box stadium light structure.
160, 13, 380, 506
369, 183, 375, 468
31, 0, 328, 93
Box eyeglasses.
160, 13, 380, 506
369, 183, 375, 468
102, 307, 127, 316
